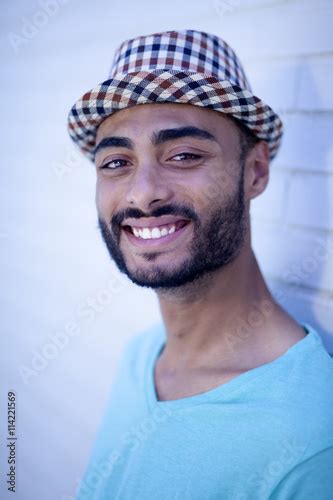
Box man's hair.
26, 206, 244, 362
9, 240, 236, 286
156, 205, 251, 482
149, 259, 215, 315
230, 117, 261, 163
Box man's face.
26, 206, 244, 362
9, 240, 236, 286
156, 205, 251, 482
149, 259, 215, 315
94, 103, 248, 289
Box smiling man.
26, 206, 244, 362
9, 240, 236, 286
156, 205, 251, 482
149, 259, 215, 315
96, 105, 249, 291
68, 30, 333, 499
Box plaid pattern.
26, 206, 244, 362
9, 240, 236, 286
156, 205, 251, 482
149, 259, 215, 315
68, 30, 283, 161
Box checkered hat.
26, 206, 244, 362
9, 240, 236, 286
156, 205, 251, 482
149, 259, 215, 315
68, 29, 283, 161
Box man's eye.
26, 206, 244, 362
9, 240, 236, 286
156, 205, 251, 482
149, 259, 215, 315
100, 159, 129, 169
169, 152, 201, 161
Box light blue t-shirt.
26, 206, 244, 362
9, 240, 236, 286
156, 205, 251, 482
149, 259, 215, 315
77, 323, 333, 499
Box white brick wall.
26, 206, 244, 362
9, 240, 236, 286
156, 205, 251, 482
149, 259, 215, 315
277, 113, 333, 171
0, 1, 332, 499
243, 0, 333, 352
297, 57, 333, 111
286, 173, 332, 230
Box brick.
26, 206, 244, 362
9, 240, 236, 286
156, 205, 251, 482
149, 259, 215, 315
286, 173, 333, 230
296, 56, 333, 111
245, 59, 299, 112
208, 0, 333, 58
245, 55, 333, 114
276, 113, 333, 172
252, 220, 333, 292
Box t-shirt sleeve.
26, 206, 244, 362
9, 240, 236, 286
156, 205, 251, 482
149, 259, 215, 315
270, 447, 333, 500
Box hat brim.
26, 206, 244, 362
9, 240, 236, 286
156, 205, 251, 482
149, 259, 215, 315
68, 69, 283, 161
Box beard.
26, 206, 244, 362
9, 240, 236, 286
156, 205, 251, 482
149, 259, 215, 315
98, 164, 246, 290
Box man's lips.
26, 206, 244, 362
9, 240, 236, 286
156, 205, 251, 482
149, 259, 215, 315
121, 218, 191, 247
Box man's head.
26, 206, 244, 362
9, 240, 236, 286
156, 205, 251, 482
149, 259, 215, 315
94, 102, 269, 289
67, 29, 281, 290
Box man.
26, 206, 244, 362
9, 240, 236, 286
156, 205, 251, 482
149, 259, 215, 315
68, 30, 333, 499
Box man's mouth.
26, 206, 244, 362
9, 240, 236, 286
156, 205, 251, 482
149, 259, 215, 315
123, 220, 189, 240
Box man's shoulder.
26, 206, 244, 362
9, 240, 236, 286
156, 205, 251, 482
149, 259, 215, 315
296, 323, 333, 387
270, 446, 333, 499
274, 323, 333, 405
265, 324, 333, 449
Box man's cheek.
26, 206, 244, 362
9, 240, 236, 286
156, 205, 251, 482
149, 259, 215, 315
95, 183, 114, 215
192, 179, 222, 207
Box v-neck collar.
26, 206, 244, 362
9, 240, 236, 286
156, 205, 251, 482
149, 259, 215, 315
145, 323, 318, 413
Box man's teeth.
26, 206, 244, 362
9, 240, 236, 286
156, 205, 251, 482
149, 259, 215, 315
132, 224, 177, 240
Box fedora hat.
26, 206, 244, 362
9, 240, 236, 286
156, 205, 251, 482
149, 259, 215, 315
67, 29, 283, 161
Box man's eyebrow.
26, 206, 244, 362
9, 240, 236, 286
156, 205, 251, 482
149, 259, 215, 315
152, 126, 218, 146
94, 136, 134, 157
94, 126, 218, 157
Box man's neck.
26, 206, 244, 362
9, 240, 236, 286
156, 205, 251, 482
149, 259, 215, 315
155, 248, 303, 373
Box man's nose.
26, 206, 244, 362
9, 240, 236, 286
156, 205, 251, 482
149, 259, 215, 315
125, 162, 174, 211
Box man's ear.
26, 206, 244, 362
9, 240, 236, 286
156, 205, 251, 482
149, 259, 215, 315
245, 140, 270, 201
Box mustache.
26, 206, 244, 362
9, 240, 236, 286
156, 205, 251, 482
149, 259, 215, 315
111, 204, 199, 228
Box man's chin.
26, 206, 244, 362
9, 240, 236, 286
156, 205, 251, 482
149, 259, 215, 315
120, 262, 211, 289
